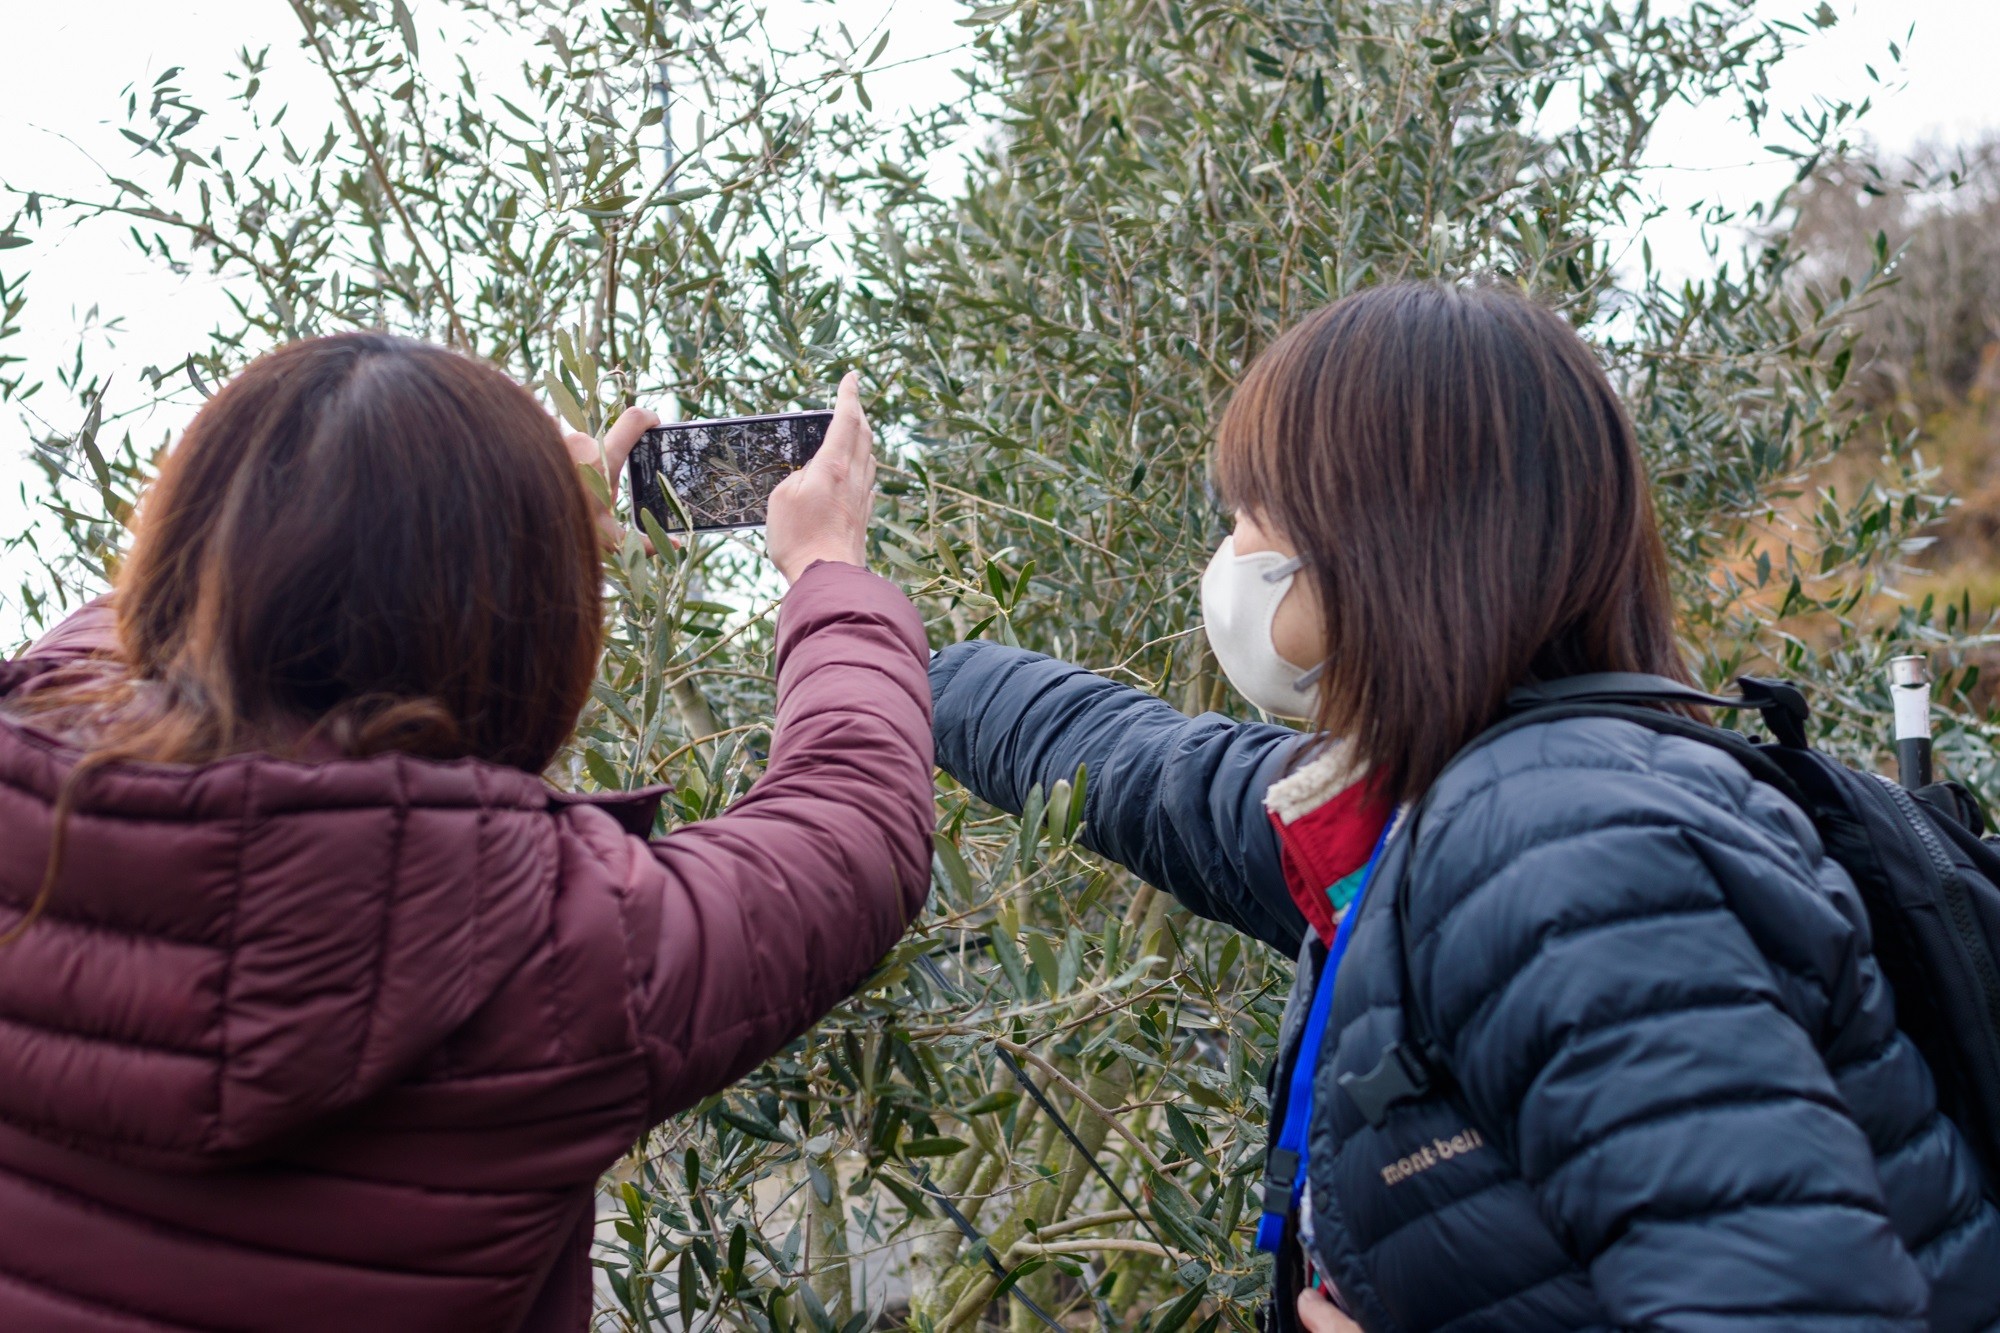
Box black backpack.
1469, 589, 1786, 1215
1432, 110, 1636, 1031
1344, 672, 2000, 1196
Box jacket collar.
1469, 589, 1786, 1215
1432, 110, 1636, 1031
547, 786, 668, 837
1264, 741, 1363, 825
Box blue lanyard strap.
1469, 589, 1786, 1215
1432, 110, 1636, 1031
1254, 818, 1395, 1253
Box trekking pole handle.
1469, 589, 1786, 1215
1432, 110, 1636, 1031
1890, 655, 1933, 790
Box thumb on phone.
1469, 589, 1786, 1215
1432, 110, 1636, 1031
766, 372, 876, 584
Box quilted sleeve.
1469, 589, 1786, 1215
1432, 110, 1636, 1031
931, 640, 1307, 954
623, 561, 935, 1121
1405, 736, 1931, 1329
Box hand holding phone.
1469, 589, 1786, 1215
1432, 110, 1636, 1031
627, 409, 835, 535
605, 374, 875, 581
766, 373, 876, 584
566, 406, 662, 550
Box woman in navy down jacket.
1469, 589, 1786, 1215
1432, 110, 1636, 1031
930, 282, 2000, 1331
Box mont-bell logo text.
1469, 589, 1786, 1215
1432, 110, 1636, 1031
1379, 1127, 1486, 1186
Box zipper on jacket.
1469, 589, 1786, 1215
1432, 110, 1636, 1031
1871, 773, 2000, 1045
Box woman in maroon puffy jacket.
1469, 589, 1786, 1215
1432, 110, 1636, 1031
0, 335, 934, 1331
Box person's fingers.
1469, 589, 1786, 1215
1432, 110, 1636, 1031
850, 384, 875, 466
828, 371, 869, 466
600, 407, 660, 501
1296, 1286, 1361, 1333
564, 430, 602, 470
562, 430, 627, 549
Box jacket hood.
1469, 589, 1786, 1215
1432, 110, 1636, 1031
0, 665, 656, 1171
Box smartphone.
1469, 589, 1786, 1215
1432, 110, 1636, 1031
625, 410, 833, 534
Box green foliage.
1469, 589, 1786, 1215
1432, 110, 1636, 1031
5, 1, 1995, 1328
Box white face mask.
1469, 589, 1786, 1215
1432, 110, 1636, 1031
1200, 536, 1324, 720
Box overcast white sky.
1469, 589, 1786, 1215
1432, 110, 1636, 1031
1, 0, 1997, 643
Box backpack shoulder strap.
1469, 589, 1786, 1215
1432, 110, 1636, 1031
1509, 672, 1813, 749
1339, 687, 1813, 1127
1508, 672, 1742, 709
1467, 700, 1811, 810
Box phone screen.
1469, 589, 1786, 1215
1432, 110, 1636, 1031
625, 410, 833, 534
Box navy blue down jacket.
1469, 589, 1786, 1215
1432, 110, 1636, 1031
932, 639, 2000, 1331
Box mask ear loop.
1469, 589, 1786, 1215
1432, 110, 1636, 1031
1260, 556, 1305, 583
1259, 557, 1328, 696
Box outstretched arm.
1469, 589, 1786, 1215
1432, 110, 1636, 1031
591, 378, 935, 1120
614, 561, 935, 1121
931, 640, 1307, 954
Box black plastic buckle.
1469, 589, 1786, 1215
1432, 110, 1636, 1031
1259, 1146, 1300, 1214
1736, 677, 1811, 750
1337, 1040, 1433, 1127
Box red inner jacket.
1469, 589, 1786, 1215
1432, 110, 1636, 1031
1270, 780, 1392, 945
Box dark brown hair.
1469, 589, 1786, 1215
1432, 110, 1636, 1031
5, 334, 603, 940
1213, 281, 1689, 806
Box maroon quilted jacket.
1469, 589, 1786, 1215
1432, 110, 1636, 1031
0, 561, 934, 1332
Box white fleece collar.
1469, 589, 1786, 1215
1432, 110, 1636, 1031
1263, 741, 1364, 825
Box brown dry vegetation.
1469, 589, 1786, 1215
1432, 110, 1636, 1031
1780, 140, 2000, 707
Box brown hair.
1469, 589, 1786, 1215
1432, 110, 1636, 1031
1213, 281, 1689, 806
5, 333, 603, 939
